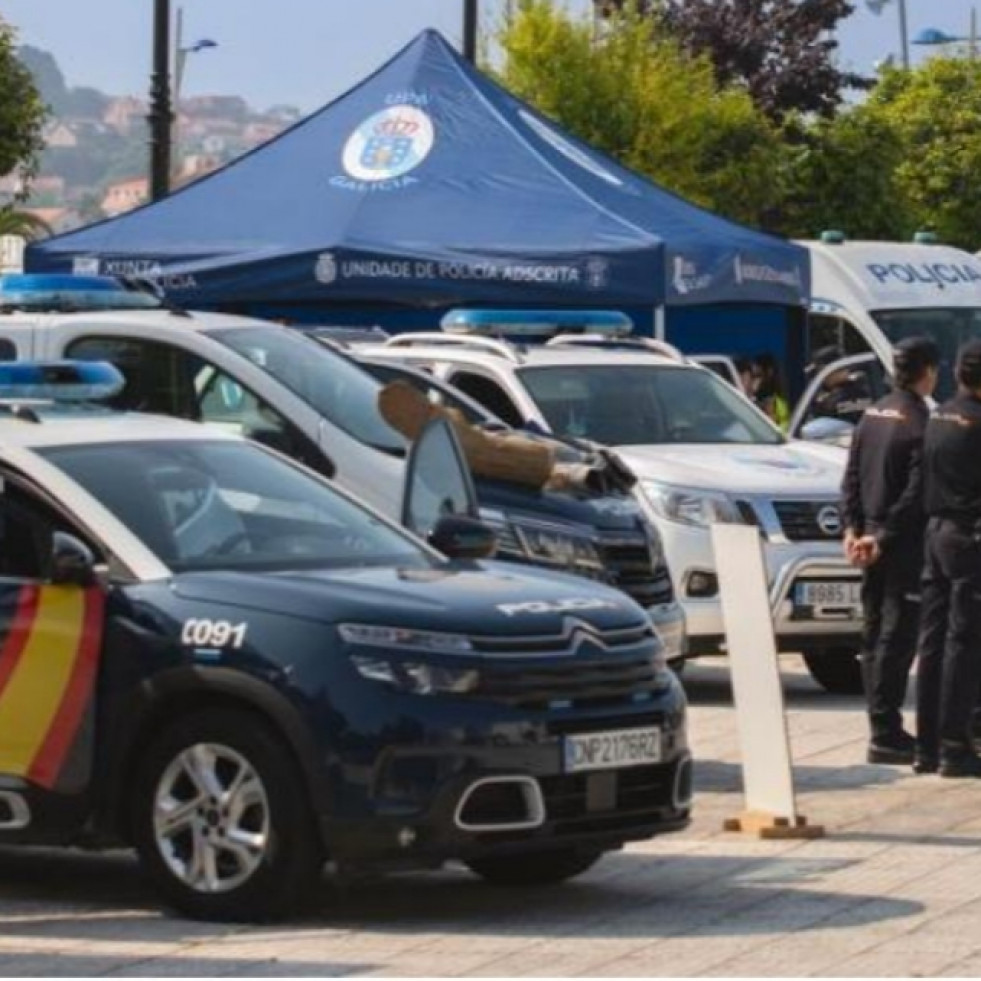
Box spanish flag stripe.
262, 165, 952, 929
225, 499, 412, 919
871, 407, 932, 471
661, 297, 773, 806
28, 589, 105, 789
0, 587, 86, 777
0, 586, 41, 702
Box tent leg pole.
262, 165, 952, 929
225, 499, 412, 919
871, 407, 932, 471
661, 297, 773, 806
654, 306, 665, 340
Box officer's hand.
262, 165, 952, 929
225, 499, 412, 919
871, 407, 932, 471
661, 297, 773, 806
853, 535, 880, 568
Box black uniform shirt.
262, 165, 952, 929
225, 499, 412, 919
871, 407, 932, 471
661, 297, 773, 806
923, 392, 981, 527
841, 388, 929, 548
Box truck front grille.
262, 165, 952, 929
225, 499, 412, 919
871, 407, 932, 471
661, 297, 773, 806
772, 500, 843, 542
598, 532, 674, 606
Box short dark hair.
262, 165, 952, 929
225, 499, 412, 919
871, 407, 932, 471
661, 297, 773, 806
893, 336, 940, 389
956, 339, 981, 390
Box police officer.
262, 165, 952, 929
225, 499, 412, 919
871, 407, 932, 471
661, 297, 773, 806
841, 336, 939, 765
917, 339, 981, 777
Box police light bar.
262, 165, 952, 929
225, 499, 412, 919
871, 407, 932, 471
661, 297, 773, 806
0, 274, 161, 313
0, 361, 125, 401
440, 308, 634, 338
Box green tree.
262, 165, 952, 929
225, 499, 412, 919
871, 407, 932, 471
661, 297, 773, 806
857, 58, 981, 250
776, 108, 913, 240
0, 208, 51, 240
495, 0, 787, 227
0, 21, 47, 196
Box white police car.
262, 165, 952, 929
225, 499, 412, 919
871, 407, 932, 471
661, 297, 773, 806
0, 360, 690, 921
356, 310, 864, 694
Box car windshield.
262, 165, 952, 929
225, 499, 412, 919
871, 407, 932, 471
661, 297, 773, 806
872, 308, 981, 400
210, 327, 406, 455
519, 364, 783, 446
40, 439, 430, 573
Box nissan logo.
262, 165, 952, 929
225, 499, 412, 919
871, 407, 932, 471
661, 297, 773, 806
817, 505, 842, 537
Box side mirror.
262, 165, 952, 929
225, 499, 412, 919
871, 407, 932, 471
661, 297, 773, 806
50, 532, 96, 587
428, 515, 497, 561
799, 416, 855, 447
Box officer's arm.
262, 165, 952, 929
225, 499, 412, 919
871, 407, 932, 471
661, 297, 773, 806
841, 427, 864, 536
877, 437, 923, 547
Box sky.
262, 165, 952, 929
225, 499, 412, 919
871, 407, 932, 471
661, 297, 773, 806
1, 1, 979, 113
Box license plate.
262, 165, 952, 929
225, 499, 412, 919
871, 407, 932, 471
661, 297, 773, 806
562, 726, 662, 773
795, 581, 862, 608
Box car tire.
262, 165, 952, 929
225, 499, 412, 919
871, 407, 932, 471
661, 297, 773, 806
132, 708, 323, 922
802, 648, 865, 695
466, 848, 602, 886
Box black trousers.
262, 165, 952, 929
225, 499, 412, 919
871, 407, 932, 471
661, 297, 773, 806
916, 519, 981, 754
860, 544, 921, 740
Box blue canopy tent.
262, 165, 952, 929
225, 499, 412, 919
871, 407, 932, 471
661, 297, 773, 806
27, 29, 808, 320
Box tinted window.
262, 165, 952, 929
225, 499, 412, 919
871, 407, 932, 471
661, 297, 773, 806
873, 307, 981, 400
0, 339, 15, 361
449, 372, 524, 427
520, 365, 782, 446
211, 327, 405, 454
41, 440, 428, 573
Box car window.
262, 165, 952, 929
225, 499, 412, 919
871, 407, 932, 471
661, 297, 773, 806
798, 360, 887, 432
40, 440, 430, 573
0, 480, 97, 580
0, 340, 15, 361
211, 327, 406, 455
447, 371, 524, 428
358, 361, 494, 426
67, 337, 196, 416
519, 364, 783, 446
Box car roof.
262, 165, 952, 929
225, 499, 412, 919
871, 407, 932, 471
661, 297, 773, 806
0, 408, 239, 450
359, 341, 688, 371
5, 307, 273, 335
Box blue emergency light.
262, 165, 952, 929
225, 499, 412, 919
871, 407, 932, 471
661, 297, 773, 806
440, 308, 634, 338
0, 361, 125, 401
0, 274, 161, 312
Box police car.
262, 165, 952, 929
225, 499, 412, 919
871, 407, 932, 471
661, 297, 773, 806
0, 275, 684, 663
356, 310, 864, 694
0, 361, 690, 921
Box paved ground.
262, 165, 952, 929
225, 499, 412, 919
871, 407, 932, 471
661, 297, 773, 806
2, 657, 980, 977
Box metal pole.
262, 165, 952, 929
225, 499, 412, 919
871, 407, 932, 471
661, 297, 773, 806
148, 0, 173, 200
173, 6, 184, 183
463, 0, 478, 63
972, 6, 978, 59
898, 0, 910, 68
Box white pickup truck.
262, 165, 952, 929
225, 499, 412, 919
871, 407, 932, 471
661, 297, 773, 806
357, 311, 864, 693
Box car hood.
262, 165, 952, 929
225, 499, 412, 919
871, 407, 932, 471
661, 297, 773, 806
171, 562, 645, 635
615, 442, 846, 495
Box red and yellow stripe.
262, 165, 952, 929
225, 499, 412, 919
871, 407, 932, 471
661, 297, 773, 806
0, 585, 104, 791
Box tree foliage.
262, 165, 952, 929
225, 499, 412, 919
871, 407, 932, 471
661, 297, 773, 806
776, 110, 912, 240
495, 0, 787, 227
0, 208, 51, 241
857, 58, 981, 250
598, 0, 869, 122
0, 22, 47, 195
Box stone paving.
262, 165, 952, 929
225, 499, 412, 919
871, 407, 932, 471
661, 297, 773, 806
1, 657, 979, 977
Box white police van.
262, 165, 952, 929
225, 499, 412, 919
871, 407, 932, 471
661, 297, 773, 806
356, 310, 863, 694
791, 234, 981, 441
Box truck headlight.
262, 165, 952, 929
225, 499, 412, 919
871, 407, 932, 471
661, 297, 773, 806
350, 656, 480, 695
338, 623, 474, 654
641, 481, 744, 529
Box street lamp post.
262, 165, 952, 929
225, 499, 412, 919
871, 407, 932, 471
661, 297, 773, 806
148, 0, 173, 201
172, 7, 217, 182
463, 0, 478, 63
866, 0, 910, 69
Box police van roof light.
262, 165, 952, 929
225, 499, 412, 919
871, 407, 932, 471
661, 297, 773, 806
819, 230, 846, 245
0, 361, 125, 402
913, 230, 939, 245
440, 309, 634, 338
0, 274, 162, 313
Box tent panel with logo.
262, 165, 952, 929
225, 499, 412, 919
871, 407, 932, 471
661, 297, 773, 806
27, 30, 808, 311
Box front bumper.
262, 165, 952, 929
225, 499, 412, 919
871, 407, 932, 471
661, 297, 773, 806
648, 600, 686, 663
653, 518, 862, 655
317, 684, 691, 868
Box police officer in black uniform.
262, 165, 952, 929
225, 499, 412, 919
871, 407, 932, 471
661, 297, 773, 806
917, 339, 981, 777
841, 337, 939, 764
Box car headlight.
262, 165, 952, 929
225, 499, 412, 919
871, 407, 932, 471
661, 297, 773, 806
338, 623, 474, 654
641, 480, 744, 529
349, 656, 480, 695
479, 508, 605, 576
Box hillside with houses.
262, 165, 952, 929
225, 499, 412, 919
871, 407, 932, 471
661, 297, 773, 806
4, 45, 301, 234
